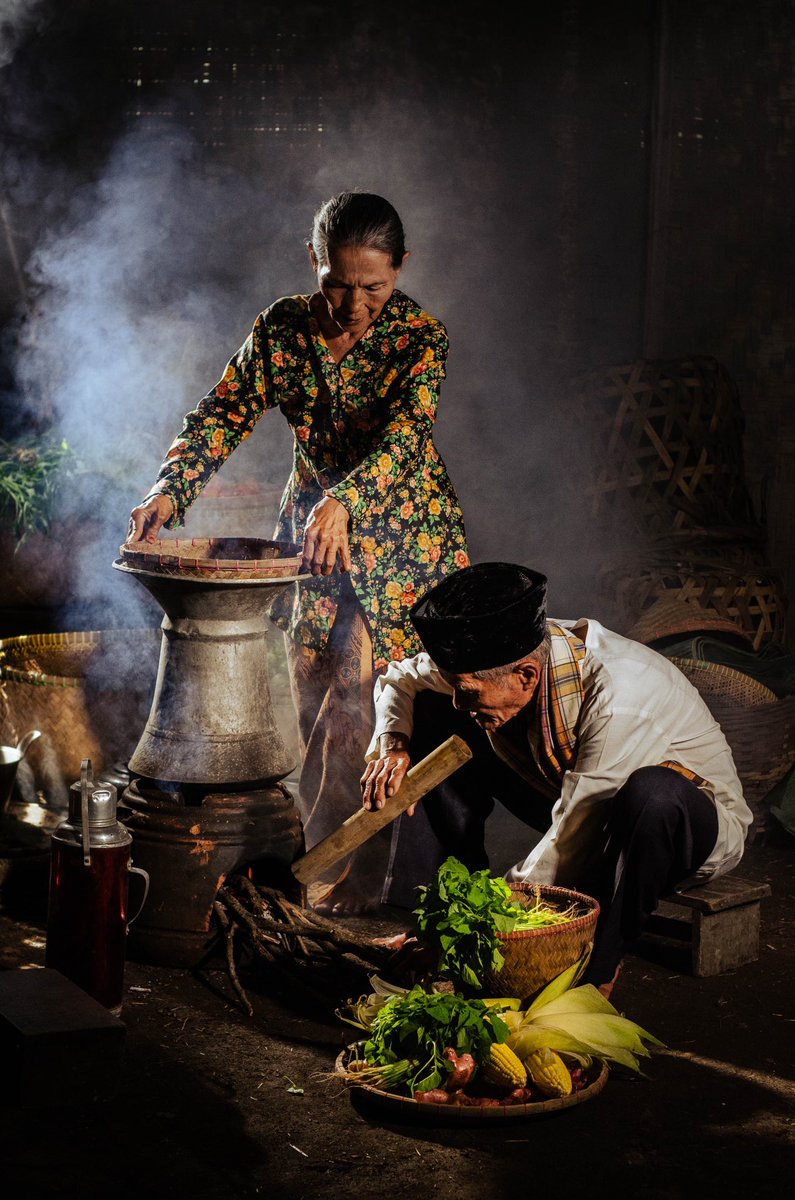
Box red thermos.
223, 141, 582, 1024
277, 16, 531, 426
46, 759, 149, 1015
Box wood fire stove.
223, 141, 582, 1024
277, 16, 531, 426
113, 538, 308, 967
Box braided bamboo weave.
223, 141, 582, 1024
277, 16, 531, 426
578, 356, 788, 650
607, 551, 787, 650
671, 657, 795, 829
626, 595, 755, 647
0, 629, 160, 784
478, 884, 599, 1004
577, 357, 755, 537
119, 537, 302, 580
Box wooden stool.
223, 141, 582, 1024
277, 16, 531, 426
632, 873, 772, 977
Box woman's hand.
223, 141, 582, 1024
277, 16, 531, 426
302, 495, 352, 576
127, 494, 174, 544
360, 732, 412, 811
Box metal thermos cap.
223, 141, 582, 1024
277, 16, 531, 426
68, 780, 118, 828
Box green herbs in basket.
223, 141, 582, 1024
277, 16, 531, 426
413, 857, 580, 991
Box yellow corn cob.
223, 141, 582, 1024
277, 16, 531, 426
524, 1047, 572, 1097
482, 1042, 527, 1088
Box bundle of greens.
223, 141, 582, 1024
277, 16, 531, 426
413, 857, 579, 990
0, 437, 75, 544
338, 984, 509, 1096
337, 952, 664, 1102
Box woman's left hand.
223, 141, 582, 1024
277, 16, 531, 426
302, 495, 352, 575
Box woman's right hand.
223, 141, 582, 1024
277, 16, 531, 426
127, 494, 174, 543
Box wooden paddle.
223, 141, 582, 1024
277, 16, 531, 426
290, 734, 473, 887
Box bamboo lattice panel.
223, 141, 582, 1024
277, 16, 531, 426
609, 561, 787, 651
578, 357, 756, 537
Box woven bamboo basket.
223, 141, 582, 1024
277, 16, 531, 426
477, 884, 600, 1004
0, 629, 161, 793
608, 560, 788, 651
670, 657, 795, 830
118, 537, 303, 580
335, 1043, 609, 1124
626, 595, 755, 648
576, 356, 755, 538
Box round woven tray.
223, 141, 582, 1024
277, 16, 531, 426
477, 884, 600, 1004
334, 1043, 608, 1124
119, 537, 303, 580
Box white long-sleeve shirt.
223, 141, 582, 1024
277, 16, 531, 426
367, 618, 752, 887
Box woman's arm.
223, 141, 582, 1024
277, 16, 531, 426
138, 313, 277, 530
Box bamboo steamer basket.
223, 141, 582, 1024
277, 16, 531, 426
118, 537, 302, 580
478, 883, 600, 1004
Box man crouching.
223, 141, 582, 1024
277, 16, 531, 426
360, 561, 752, 996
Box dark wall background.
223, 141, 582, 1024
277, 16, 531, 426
0, 1, 791, 634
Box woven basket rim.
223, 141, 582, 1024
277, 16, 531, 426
0, 628, 160, 686
496, 883, 600, 942
627, 597, 754, 646
670, 656, 778, 705
119, 537, 303, 577
335, 1043, 609, 1121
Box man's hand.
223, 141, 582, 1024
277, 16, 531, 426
302, 495, 352, 576
127, 494, 174, 543
360, 732, 412, 811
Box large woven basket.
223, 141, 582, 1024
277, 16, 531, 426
478, 884, 600, 1004
605, 556, 788, 651
626, 594, 755, 648
670, 657, 795, 831
0, 629, 161, 798
576, 356, 755, 538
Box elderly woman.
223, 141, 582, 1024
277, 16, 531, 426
128, 191, 469, 914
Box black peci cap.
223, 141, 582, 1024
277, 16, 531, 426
409, 562, 548, 673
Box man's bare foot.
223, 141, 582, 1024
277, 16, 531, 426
597, 961, 623, 1002
311, 879, 384, 918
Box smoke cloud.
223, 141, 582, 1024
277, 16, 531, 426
0, 4, 641, 636
0, 0, 47, 69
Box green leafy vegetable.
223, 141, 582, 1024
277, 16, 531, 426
0, 438, 75, 544
413, 857, 580, 991
362, 985, 508, 1096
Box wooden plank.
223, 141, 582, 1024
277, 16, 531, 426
0, 968, 125, 1107
291, 734, 473, 886
665, 873, 771, 914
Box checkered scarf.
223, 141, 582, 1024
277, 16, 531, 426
535, 621, 588, 786
517, 621, 707, 792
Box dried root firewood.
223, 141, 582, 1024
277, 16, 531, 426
208, 874, 403, 1015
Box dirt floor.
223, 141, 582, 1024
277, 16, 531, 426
1, 818, 794, 1200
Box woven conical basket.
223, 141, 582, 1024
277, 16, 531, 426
478, 884, 600, 1004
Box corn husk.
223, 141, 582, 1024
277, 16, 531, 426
507, 957, 664, 1074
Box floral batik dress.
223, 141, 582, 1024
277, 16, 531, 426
149, 288, 470, 672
